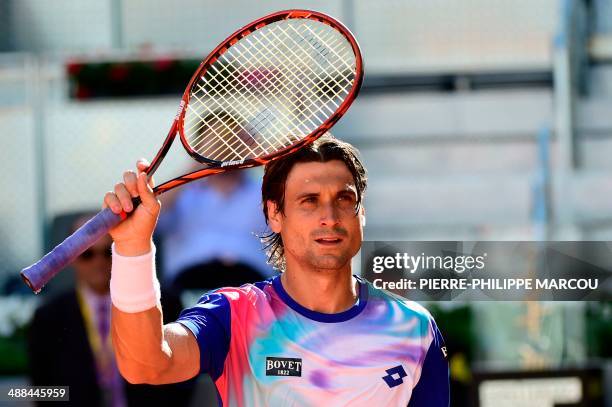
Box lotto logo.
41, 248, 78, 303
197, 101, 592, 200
382, 365, 407, 388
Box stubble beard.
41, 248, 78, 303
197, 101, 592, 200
300, 245, 354, 273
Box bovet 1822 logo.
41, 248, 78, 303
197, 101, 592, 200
265, 357, 302, 377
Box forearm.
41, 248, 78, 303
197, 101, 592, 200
109, 243, 199, 384
110, 243, 168, 383
111, 304, 171, 383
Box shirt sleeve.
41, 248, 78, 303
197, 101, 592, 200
175, 292, 231, 381
408, 318, 450, 407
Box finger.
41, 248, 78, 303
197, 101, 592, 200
114, 183, 134, 212
136, 159, 150, 172
136, 159, 155, 188
104, 191, 122, 214
123, 170, 139, 198
137, 172, 160, 215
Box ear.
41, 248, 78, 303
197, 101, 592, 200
266, 200, 283, 233
359, 205, 366, 227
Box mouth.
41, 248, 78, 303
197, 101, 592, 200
314, 237, 343, 246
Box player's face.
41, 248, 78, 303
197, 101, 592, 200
268, 160, 364, 273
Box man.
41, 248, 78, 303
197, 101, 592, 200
28, 220, 124, 406
28, 216, 193, 407
107, 134, 450, 406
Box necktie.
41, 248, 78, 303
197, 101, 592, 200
96, 299, 109, 341
95, 298, 126, 407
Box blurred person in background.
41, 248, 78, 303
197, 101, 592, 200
156, 111, 274, 293
27, 214, 194, 407
157, 164, 274, 293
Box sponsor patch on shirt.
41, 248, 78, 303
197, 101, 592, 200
265, 357, 302, 377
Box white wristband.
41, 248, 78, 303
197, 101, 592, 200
110, 243, 161, 313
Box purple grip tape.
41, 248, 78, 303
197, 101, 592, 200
21, 207, 124, 293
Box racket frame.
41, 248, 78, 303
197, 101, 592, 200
148, 9, 363, 195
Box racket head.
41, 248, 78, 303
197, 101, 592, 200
175, 9, 363, 169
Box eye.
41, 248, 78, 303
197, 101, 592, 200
337, 193, 356, 208
301, 196, 317, 205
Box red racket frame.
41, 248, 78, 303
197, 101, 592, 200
146, 9, 363, 195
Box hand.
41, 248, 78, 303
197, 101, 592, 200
103, 159, 161, 256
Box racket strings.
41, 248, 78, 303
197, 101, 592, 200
186, 93, 262, 158
293, 23, 354, 81
186, 51, 302, 158
198, 21, 353, 145
196, 27, 352, 163
186, 21, 354, 160
187, 78, 279, 158
188, 29, 329, 153
292, 26, 356, 107
191, 73, 282, 152
183, 18, 356, 162
247, 27, 345, 119
203, 58, 298, 145
278, 23, 354, 103
242, 23, 354, 122
190, 71, 291, 158
220, 36, 327, 138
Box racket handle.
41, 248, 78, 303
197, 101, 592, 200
21, 207, 124, 293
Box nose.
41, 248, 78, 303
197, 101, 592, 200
319, 201, 340, 227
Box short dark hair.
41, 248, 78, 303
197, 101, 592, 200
260, 133, 367, 271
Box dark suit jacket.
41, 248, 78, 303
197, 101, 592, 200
27, 289, 195, 406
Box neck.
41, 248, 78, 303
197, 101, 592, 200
280, 266, 358, 314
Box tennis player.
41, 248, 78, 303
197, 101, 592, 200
107, 134, 450, 406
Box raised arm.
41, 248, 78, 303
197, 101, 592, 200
111, 305, 200, 384
105, 159, 200, 384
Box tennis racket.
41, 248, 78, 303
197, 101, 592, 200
21, 9, 363, 293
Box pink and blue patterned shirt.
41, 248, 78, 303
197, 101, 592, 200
176, 275, 449, 406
